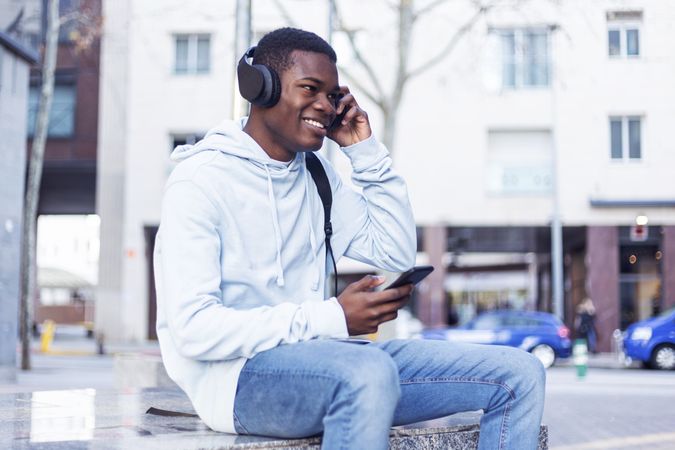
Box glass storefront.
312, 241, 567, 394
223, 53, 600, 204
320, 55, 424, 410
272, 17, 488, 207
619, 235, 662, 329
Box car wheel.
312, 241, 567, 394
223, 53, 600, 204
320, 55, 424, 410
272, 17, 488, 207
650, 345, 675, 370
531, 344, 556, 369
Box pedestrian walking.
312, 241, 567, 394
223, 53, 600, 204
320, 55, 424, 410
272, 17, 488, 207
575, 297, 598, 353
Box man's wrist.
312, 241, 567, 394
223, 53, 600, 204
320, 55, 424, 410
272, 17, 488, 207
341, 134, 388, 171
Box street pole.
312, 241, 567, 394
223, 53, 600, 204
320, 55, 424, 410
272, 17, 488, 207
232, 0, 252, 119
550, 25, 564, 319
551, 209, 563, 318
325, 0, 337, 163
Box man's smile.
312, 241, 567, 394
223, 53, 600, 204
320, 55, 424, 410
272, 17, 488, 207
303, 118, 327, 130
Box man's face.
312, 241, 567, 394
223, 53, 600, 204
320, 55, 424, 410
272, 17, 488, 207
258, 50, 340, 160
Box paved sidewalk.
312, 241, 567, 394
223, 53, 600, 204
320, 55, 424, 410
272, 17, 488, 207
556, 351, 639, 370
1, 328, 157, 394
2, 328, 636, 395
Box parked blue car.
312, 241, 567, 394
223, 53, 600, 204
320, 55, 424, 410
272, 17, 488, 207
623, 307, 675, 370
421, 310, 572, 368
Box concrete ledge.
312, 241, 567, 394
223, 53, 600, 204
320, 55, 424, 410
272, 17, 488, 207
111, 356, 549, 449
114, 352, 177, 389
2, 387, 547, 449
217, 424, 548, 449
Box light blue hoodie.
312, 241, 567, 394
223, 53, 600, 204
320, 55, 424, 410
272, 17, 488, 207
154, 117, 416, 433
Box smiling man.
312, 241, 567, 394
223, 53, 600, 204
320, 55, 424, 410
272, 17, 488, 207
154, 28, 545, 450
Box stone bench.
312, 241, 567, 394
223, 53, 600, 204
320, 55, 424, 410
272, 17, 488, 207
4, 386, 547, 448
110, 354, 548, 449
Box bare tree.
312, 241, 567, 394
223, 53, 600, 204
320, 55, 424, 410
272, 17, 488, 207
20, 0, 60, 371
19, 0, 101, 370
333, 0, 495, 153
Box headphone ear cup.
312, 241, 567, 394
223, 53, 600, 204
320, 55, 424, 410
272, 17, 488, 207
237, 55, 265, 104
255, 64, 281, 108
237, 47, 281, 108
268, 67, 281, 108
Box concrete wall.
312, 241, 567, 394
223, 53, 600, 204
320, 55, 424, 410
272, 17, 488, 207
391, 0, 675, 227
0, 45, 31, 381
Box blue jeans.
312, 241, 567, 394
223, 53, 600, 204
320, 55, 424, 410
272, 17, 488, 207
233, 339, 545, 450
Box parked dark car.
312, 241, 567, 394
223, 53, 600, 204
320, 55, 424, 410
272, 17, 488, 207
420, 310, 572, 368
623, 307, 675, 370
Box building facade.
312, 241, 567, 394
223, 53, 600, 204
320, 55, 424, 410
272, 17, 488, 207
97, 0, 675, 350
0, 30, 38, 382
4, 0, 103, 329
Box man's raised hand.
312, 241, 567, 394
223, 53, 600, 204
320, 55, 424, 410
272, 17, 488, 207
327, 86, 372, 147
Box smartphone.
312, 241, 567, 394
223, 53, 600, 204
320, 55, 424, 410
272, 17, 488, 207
329, 107, 349, 131
383, 265, 434, 290
329, 92, 349, 131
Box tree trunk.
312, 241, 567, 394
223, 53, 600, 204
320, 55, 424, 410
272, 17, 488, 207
382, 0, 412, 153
20, 0, 60, 371
382, 107, 396, 151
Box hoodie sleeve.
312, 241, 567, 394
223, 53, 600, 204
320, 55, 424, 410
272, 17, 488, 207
331, 134, 417, 271
158, 180, 347, 362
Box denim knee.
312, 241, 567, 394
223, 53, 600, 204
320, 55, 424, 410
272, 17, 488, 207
507, 349, 546, 400
337, 347, 401, 412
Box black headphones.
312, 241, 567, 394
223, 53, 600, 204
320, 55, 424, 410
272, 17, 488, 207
237, 46, 282, 108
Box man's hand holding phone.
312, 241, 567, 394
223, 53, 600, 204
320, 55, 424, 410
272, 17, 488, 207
327, 86, 372, 147
337, 275, 413, 336
337, 267, 434, 336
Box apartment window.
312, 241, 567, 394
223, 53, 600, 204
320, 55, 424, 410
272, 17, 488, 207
58, 0, 81, 43
486, 130, 553, 195
500, 29, 549, 88
174, 34, 210, 74
610, 116, 642, 160
607, 11, 641, 57
171, 133, 204, 151
27, 84, 76, 138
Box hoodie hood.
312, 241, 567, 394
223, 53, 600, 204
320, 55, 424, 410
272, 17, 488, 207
169, 117, 320, 291
170, 117, 298, 169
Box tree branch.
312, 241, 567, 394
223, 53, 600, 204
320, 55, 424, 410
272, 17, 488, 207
383, 0, 400, 10
338, 65, 387, 110
272, 0, 299, 28
332, 1, 387, 103
406, 3, 491, 80
413, 0, 450, 19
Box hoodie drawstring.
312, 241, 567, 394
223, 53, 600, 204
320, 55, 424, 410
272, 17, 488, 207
264, 165, 285, 287
303, 159, 321, 291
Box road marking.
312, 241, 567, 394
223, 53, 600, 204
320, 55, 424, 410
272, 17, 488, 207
552, 432, 675, 450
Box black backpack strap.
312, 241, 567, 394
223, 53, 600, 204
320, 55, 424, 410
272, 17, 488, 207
146, 407, 198, 418
305, 152, 338, 297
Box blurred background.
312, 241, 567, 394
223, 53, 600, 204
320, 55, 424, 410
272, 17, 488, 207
2, 1, 675, 447
1, 0, 673, 360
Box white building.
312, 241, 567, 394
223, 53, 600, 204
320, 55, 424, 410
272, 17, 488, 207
0, 29, 38, 382
97, 0, 675, 350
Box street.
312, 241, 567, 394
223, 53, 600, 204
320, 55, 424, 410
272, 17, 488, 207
544, 366, 675, 449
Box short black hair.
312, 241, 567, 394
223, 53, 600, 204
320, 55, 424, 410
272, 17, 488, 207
253, 27, 337, 74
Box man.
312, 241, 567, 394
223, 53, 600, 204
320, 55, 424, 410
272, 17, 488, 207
154, 27, 545, 450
